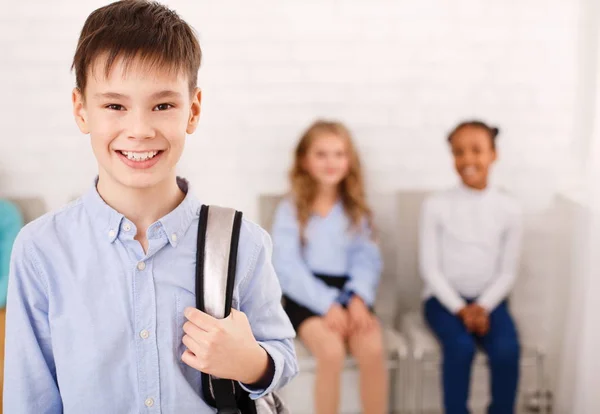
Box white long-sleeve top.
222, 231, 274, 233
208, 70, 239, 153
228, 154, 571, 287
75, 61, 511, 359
418, 184, 523, 313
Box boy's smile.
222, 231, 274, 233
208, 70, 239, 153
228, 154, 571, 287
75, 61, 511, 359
116, 150, 164, 169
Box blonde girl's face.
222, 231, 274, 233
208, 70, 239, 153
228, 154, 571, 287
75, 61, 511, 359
302, 133, 351, 188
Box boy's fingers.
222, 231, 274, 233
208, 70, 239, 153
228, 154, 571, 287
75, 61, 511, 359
181, 349, 202, 371
183, 320, 209, 338
185, 307, 218, 330
182, 334, 203, 356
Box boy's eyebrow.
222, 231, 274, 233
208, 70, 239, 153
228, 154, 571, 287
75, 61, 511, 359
94, 92, 129, 100
92, 91, 182, 100
150, 90, 183, 100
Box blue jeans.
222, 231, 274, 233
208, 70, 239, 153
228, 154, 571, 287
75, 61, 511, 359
424, 297, 520, 414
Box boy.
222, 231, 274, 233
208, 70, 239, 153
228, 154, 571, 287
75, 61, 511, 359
4, 1, 298, 412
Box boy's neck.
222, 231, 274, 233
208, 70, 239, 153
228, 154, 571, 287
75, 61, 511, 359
97, 173, 186, 233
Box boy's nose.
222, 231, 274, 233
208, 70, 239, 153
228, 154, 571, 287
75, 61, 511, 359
126, 111, 155, 140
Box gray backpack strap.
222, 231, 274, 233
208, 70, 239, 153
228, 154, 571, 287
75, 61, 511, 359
196, 205, 246, 414
196, 205, 242, 319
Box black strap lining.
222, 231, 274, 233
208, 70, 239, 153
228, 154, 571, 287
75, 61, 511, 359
224, 211, 243, 317
195, 204, 209, 312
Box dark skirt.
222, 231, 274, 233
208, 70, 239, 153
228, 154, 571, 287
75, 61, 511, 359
282, 274, 349, 331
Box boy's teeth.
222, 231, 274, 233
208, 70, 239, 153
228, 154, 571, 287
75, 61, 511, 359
121, 151, 159, 161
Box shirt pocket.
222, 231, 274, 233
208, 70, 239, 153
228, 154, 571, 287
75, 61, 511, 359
174, 288, 203, 390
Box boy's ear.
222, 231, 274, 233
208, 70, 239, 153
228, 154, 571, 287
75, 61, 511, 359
72, 88, 90, 134
186, 88, 202, 134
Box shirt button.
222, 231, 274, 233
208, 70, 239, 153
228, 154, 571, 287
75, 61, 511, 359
108, 229, 116, 238
137, 261, 146, 271
171, 233, 177, 242
123, 223, 131, 231
145, 397, 154, 407
139, 329, 149, 339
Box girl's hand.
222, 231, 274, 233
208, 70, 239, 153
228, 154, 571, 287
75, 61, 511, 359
458, 304, 489, 336
347, 295, 374, 334
324, 303, 350, 337
458, 306, 478, 332
471, 304, 490, 336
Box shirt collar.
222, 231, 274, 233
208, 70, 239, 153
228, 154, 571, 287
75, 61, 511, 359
457, 182, 492, 198
82, 176, 200, 246
158, 178, 200, 247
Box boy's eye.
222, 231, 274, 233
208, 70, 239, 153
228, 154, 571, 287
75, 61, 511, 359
154, 103, 173, 111
106, 104, 125, 111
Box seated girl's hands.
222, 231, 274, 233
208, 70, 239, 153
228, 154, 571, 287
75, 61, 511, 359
471, 304, 490, 336
458, 304, 489, 336
458, 306, 478, 332
324, 303, 350, 337
347, 295, 375, 334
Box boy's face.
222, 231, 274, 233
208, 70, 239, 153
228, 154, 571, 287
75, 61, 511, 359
450, 126, 496, 190
72, 55, 201, 191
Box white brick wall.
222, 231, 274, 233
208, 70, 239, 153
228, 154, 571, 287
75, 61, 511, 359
0, 0, 582, 218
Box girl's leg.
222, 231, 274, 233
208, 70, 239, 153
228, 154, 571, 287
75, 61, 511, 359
347, 318, 388, 414
479, 302, 520, 414
425, 297, 476, 414
299, 317, 346, 414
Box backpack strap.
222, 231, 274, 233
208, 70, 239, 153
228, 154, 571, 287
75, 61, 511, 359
196, 205, 244, 414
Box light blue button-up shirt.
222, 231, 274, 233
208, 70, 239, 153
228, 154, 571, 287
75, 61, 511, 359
271, 198, 382, 315
4, 178, 298, 414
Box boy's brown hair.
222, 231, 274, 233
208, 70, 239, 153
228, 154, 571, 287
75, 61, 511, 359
72, 0, 202, 95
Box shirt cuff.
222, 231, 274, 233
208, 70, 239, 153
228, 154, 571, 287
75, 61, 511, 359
345, 280, 375, 307
445, 295, 467, 315
311, 289, 339, 315
476, 295, 500, 312
237, 343, 283, 399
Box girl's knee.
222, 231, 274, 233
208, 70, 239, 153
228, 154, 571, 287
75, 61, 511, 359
315, 336, 346, 372
445, 334, 476, 363
488, 339, 520, 365
351, 325, 386, 364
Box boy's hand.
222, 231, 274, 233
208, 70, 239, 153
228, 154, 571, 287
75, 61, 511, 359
324, 303, 349, 337
347, 295, 375, 334
182, 307, 270, 385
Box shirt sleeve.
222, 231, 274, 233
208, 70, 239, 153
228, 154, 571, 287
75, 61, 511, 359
419, 197, 467, 314
477, 206, 523, 312
0, 201, 23, 308
237, 226, 299, 398
271, 199, 339, 315
345, 218, 382, 306
3, 229, 63, 414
